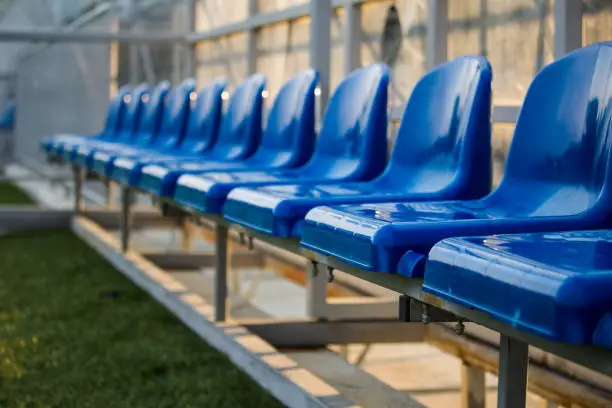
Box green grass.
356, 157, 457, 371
0, 183, 35, 205
0, 230, 283, 408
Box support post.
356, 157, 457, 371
120, 186, 132, 253
554, 0, 582, 59
185, 0, 197, 78
214, 224, 228, 322
73, 166, 83, 214
425, 0, 448, 71
461, 362, 486, 408
497, 335, 529, 408
344, 0, 362, 75
246, 0, 258, 76
306, 262, 328, 319
310, 0, 331, 119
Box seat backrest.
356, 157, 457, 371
251, 69, 318, 167
382, 56, 492, 199
130, 81, 171, 145
117, 84, 149, 138
300, 63, 389, 180
153, 78, 196, 150
101, 85, 131, 139
485, 42, 612, 219
212, 74, 266, 159
179, 78, 227, 154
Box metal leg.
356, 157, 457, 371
214, 224, 228, 322
73, 166, 83, 214
106, 179, 117, 208
306, 262, 328, 319
180, 217, 193, 252
461, 361, 486, 408
497, 335, 529, 408
120, 186, 132, 253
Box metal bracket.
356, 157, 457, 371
399, 295, 459, 323
161, 202, 187, 218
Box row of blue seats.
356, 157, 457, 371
44, 42, 612, 348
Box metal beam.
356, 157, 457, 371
0, 28, 185, 44
186, 0, 379, 44
554, 0, 582, 59
426, 0, 448, 70
185, 0, 197, 77
310, 0, 332, 117
246, 0, 258, 76
344, 0, 362, 75
497, 335, 529, 408
391, 104, 521, 124
241, 319, 424, 348
187, 4, 309, 43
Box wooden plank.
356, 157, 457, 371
239, 319, 424, 347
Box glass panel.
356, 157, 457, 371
255, 9, 344, 104
196, 33, 248, 89
449, 0, 553, 106
361, 0, 427, 107
195, 0, 248, 30
583, 0, 612, 46
256, 18, 310, 101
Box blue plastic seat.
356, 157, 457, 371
423, 230, 612, 346
84, 79, 194, 172
114, 74, 266, 188
300, 42, 612, 276
219, 57, 492, 237
107, 78, 226, 173
89, 78, 197, 178
137, 71, 317, 194
171, 64, 389, 215
63, 84, 150, 163
42, 86, 131, 158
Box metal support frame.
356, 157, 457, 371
120, 186, 132, 253
246, 0, 258, 76
185, 0, 197, 78
497, 335, 529, 408
461, 362, 486, 408
344, 0, 362, 75
306, 261, 329, 319
73, 166, 83, 215
310, 0, 332, 118
0, 28, 184, 44
214, 224, 228, 322
554, 0, 583, 60
425, 0, 448, 71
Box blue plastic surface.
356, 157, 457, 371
138, 71, 316, 195
117, 74, 266, 188
172, 64, 389, 215
42, 86, 131, 157
65, 84, 150, 163
218, 57, 492, 237
0, 100, 15, 130
108, 78, 227, 184
300, 42, 612, 275
90, 79, 196, 180
85, 81, 172, 168
423, 230, 612, 344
